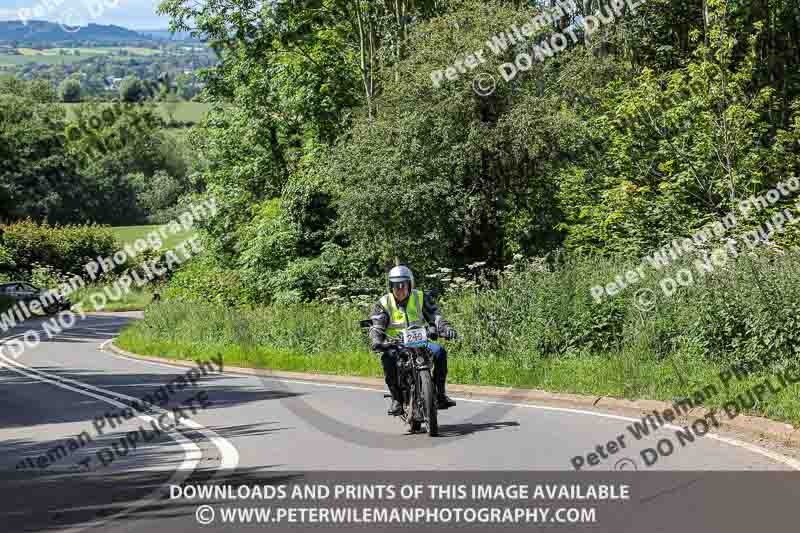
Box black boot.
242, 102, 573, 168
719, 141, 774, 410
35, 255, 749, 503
437, 394, 456, 410
436, 383, 456, 410
387, 387, 403, 416
432, 348, 454, 410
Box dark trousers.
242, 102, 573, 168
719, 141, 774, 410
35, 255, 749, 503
381, 342, 448, 396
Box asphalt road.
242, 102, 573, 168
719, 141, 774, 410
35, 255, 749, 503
1, 313, 799, 533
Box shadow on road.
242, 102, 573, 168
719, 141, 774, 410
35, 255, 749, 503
434, 420, 520, 437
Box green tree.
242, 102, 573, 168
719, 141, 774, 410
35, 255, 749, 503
59, 78, 82, 103
176, 73, 195, 100
0, 77, 85, 223
64, 101, 187, 225
119, 77, 145, 103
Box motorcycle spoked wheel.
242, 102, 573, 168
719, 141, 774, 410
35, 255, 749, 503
418, 370, 438, 436
407, 385, 423, 433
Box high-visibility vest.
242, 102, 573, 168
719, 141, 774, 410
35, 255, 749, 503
380, 289, 425, 337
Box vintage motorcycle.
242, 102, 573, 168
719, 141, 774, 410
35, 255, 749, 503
360, 320, 439, 436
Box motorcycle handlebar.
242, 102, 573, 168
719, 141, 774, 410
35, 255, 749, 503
359, 320, 457, 346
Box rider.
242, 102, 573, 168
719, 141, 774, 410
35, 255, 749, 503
368, 265, 458, 416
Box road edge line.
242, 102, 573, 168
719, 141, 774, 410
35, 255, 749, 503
106, 340, 800, 454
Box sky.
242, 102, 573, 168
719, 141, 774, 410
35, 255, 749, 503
0, 0, 171, 30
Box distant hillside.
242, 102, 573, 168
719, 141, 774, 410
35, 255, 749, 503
0, 21, 150, 43
139, 30, 201, 42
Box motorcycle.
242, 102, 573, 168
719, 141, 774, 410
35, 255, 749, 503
359, 320, 439, 436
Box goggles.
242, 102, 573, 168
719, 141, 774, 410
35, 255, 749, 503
389, 280, 410, 289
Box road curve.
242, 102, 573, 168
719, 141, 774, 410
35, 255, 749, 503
1, 313, 798, 532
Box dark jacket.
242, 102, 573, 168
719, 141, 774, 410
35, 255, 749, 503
368, 290, 455, 351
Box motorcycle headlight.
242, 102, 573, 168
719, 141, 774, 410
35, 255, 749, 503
415, 355, 425, 366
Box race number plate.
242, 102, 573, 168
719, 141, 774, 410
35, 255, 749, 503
402, 328, 427, 346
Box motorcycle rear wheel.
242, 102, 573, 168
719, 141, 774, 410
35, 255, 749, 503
419, 370, 438, 436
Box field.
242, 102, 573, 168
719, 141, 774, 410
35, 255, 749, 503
156, 102, 209, 123
0, 46, 165, 66
112, 224, 196, 250
0, 53, 86, 65
63, 102, 211, 124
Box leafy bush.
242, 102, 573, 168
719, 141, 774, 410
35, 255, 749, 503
441, 255, 630, 360
29, 263, 70, 289
0, 244, 15, 273
163, 255, 255, 307
1, 220, 118, 278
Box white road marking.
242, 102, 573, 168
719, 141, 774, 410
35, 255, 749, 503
0, 351, 202, 471
101, 338, 800, 471
0, 335, 239, 471
0, 329, 239, 531
0, 320, 239, 532
0, 350, 200, 533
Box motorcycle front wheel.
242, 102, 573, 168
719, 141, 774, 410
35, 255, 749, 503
419, 370, 438, 436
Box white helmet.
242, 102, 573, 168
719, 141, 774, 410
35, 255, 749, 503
388, 265, 415, 289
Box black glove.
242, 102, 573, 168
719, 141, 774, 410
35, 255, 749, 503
440, 327, 458, 340
375, 342, 398, 355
